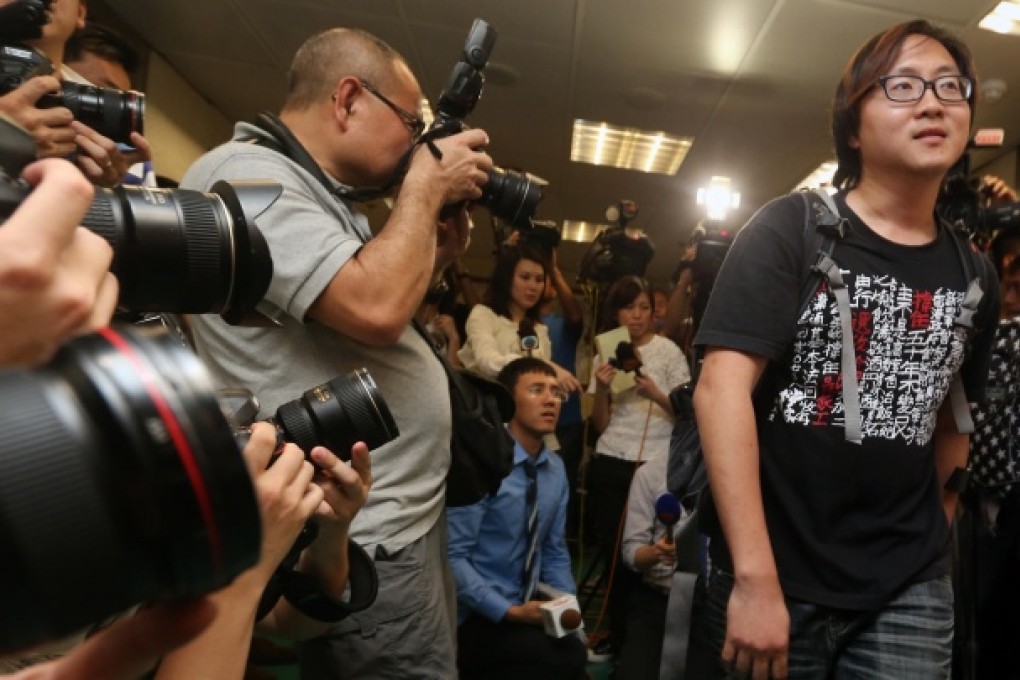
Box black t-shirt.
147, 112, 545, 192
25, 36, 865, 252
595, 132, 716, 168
695, 191, 998, 610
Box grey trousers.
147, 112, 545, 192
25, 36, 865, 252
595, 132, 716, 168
298, 515, 458, 679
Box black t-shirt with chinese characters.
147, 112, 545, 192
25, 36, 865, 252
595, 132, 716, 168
695, 191, 998, 610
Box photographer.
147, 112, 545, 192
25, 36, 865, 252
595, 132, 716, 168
19, 0, 152, 186
181, 26, 491, 679
64, 21, 155, 187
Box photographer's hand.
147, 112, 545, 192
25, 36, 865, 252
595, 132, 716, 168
0, 77, 76, 158
71, 122, 152, 188
982, 174, 1018, 204
0, 158, 118, 366
404, 127, 492, 207
242, 423, 325, 580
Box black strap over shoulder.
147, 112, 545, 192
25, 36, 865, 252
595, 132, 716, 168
247, 111, 406, 204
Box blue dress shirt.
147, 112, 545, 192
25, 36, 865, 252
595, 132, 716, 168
447, 435, 575, 624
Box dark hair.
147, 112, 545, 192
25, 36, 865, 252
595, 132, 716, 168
485, 244, 548, 321
65, 23, 139, 74
599, 275, 651, 332
496, 357, 556, 394
831, 19, 977, 190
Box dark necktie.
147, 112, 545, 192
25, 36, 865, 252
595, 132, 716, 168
522, 459, 539, 602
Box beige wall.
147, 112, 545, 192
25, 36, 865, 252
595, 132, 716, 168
144, 53, 233, 182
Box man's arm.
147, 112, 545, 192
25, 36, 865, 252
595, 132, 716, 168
447, 503, 513, 623
549, 250, 583, 327
933, 399, 969, 525
693, 347, 789, 680
307, 129, 492, 346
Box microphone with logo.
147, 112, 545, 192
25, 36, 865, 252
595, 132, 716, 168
655, 491, 682, 545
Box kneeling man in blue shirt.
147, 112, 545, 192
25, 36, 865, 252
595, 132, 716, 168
448, 357, 588, 679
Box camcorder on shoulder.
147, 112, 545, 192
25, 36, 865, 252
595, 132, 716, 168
430, 18, 545, 231
0, 115, 278, 325
0, 0, 144, 144
578, 200, 655, 283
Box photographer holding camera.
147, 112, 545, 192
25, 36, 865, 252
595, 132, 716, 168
181, 26, 491, 679
11, 0, 152, 187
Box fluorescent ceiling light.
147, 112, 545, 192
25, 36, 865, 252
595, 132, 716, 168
980, 2, 1020, 35
793, 160, 838, 192
562, 220, 609, 243
571, 120, 693, 174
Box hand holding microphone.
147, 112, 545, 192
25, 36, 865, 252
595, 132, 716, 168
655, 491, 682, 546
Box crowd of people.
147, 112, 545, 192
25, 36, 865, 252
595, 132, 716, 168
2, 2, 1020, 679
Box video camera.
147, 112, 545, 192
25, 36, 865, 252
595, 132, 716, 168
937, 129, 1020, 247
1, 115, 278, 325
578, 199, 655, 283
431, 18, 544, 230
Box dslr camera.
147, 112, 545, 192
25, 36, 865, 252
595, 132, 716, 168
1, 115, 279, 325
431, 18, 544, 230
0, 0, 145, 145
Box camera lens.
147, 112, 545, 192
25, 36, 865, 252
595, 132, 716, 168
82, 180, 279, 325
273, 368, 400, 459
481, 167, 543, 229
0, 325, 261, 653
59, 81, 145, 144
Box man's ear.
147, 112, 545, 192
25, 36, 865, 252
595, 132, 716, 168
76, 0, 87, 30
332, 77, 359, 129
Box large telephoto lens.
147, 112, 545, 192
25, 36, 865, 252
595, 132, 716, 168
482, 166, 543, 229
59, 81, 145, 144
0, 325, 261, 654
82, 180, 280, 325
273, 368, 400, 460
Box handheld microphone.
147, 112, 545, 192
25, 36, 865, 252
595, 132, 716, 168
655, 492, 682, 545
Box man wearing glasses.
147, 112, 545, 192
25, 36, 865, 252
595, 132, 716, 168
690, 20, 998, 679
447, 357, 588, 680
180, 27, 492, 680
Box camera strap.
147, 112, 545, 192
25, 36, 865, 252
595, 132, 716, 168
248, 111, 408, 204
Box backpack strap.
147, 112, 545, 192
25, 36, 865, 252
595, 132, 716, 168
799, 190, 862, 443
944, 227, 987, 435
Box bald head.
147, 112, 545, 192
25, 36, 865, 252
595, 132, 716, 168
284, 27, 408, 111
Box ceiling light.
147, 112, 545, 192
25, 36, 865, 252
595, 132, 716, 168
980, 2, 1020, 35
793, 160, 838, 192
570, 120, 693, 175
562, 220, 609, 243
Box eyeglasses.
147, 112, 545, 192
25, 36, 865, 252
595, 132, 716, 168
875, 75, 972, 104
360, 80, 426, 139
526, 383, 568, 403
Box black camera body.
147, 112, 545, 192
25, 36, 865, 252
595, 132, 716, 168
938, 151, 1020, 247
431, 19, 544, 230
0, 0, 52, 43
0, 41, 145, 144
